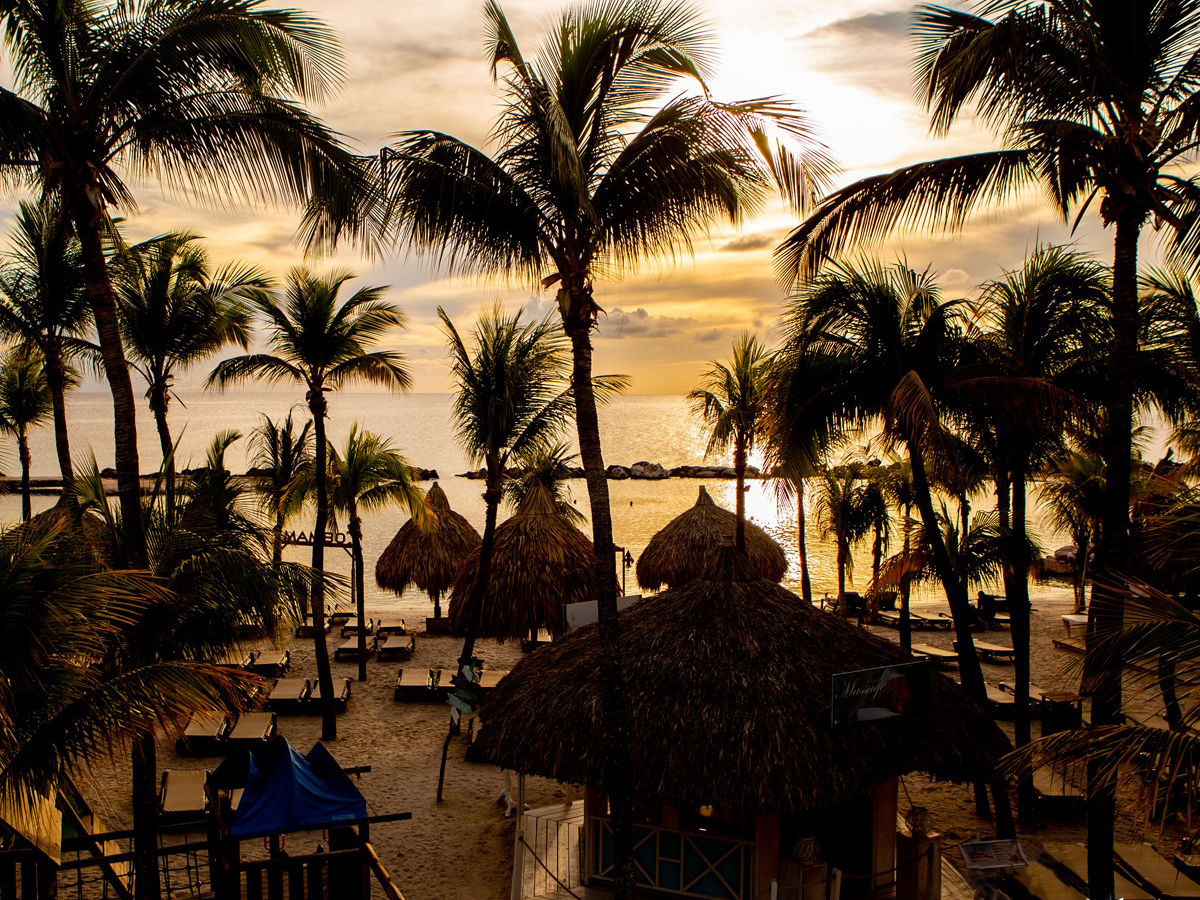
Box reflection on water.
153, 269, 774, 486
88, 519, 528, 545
0, 389, 1077, 620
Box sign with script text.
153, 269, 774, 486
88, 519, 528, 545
831, 661, 930, 726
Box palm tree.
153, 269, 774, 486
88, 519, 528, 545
688, 334, 770, 553
378, 6, 834, 887
250, 411, 314, 571
323, 426, 425, 682
0, 0, 373, 594
812, 463, 874, 604
440, 306, 582, 670
112, 233, 263, 518
774, 7, 1200, 883
0, 352, 52, 521
208, 269, 410, 741
1041, 449, 1105, 613
0, 200, 90, 510
503, 441, 587, 525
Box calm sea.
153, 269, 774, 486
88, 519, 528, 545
0, 389, 1076, 616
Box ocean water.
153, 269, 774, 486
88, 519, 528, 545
0, 388, 1075, 618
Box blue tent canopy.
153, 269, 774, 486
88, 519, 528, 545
230, 738, 367, 838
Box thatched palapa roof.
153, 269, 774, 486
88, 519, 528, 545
472, 547, 1009, 813
636, 485, 787, 590
449, 482, 609, 640
24, 498, 114, 567
375, 482, 481, 604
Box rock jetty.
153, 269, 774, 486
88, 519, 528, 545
456, 462, 763, 480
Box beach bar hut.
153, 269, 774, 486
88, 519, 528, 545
376, 482, 481, 626
636, 486, 787, 590
473, 547, 1008, 900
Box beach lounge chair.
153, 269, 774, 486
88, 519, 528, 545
159, 769, 208, 822
956, 639, 1016, 663
334, 635, 376, 661
216, 649, 255, 669
226, 712, 276, 745
305, 677, 351, 713
877, 611, 901, 628
1115, 843, 1200, 900
477, 669, 508, 692
989, 613, 1012, 629
1034, 768, 1084, 813
984, 683, 1015, 717
295, 616, 330, 637
375, 618, 407, 636
328, 608, 353, 627
176, 711, 230, 755
436, 667, 462, 692
265, 677, 312, 712
394, 667, 438, 701
377, 633, 416, 661
1008, 858, 1087, 900
1044, 843, 1153, 900
1061, 613, 1089, 637
910, 643, 958, 666
246, 649, 290, 677
341, 617, 375, 638
930, 612, 955, 630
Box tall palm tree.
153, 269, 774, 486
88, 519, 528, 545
377, 6, 833, 887
323, 426, 425, 682
503, 441, 587, 525
208, 269, 409, 741
0, 352, 52, 521
812, 463, 873, 604
440, 306, 585, 670
0, 200, 90, 511
112, 233, 263, 518
774, 7, 1200, 883
688, 334, 770, 553
250, 411, 314, 571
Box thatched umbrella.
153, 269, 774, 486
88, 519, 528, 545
472, 546, 1008, 812
448, 482, 609, 640
636, 485, 787, 590
374, 482, 481, 618
24, 497, 114, 567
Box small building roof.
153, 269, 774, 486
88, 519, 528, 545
375, 482, 481, 603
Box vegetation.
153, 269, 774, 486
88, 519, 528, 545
0, 351, 52, 521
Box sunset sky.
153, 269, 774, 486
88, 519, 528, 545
3, 0, 1142, 393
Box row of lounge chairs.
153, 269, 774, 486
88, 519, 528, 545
296, 614, 409, 639
1008, 842, 1200, 900
393, 665, 509, 701
176, 710, 277, 756
214, 648, 291, 678
908, 638, 1016, 666
333, 632, 416, 662
265, 676, 352, 713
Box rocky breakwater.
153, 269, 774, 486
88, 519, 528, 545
457, 461, 763, 480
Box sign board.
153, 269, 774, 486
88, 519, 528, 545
447, 690, 477, 715
958, 840, 1030, 871
831, 661, 930, 726
564, 594, 643, 631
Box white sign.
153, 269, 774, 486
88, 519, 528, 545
564, 595, 643, 631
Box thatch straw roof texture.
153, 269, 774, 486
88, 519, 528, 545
24, 499, 114, 567
472, 549, 1009, 813
449, 483, 610, 640
375, 483, 480, 602
636, 485, 787, 590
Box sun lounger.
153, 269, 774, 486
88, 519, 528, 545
304, 677, 352, 713
265, 677, 312, 712
1115, 843, 1200, 900
375, 618, 407, 636
521, 628, 553, 652
341, 617, 375, 638
377, 633, 416, 661
215, 649, 255, 668
1008, 858, 1086, 900
989, 613, 1011, 629
334, 635, 376, 661
176, 711, 230, 755
227, 711, 276, 745
1053, 635, 1087, 654
1034, 768, 1084, 812
436, 667, 462, 691
159, 769, 208, 821
984, 683, 1015, 717
1061, 613, 1089, 636
956, 639, 1015, 662
1045, 843, 1153, 900
477, 669, 508, 692
246, 649, 290, 677
328, 608, 353, 626
295, 616, 330, 637
910, 643, 958, 666
394, 667, 438, 701
877, 611, 901, 628
929, 612, 954, 629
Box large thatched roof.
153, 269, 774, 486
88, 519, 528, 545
449, 483, 609, 640
636, 485, 787, 590
23, 499, 114, 567
472, 548, 1009, 813
375, 483, 480, 603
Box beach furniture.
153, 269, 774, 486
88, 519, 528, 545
334, 634, 376, 661
426, 616, 452, 634
176, 711, 230, 755
1115, 843, 1200, 900
1008, 858, 1087, 900
877, 611, 901, 628
521, 628, 553, 652
1033, 768, 1084, 812
1061, 613, 1089, 637
159, 769, 208, 822
1044, 843, 1153, 900
215, 648, 255, 669
227, 711, 276, 745
246, 649, 290, 677
1053, 634, 1087, 655
342, 616, 375, 637
874, 591, 899, 611
394, 667, 438, 701
304, 677, 352, 713
265, 677, 312, 712
984, 683, 1015, 717
328, 608, 353, 627
436, 667, 463, 692
295, 616, 330, 637
989, 613, 1012, 629
375, 618, 407, 636
955, 639, 1016, 663
477, 669, 508, 692
929, 612, 954, 629
837, 591, 865, 617
377, 633, 416, 661
910, 643, 958, 666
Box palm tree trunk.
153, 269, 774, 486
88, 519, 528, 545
899, 503, 912, 654
1087, 211, 1142, 900
796, 478, 812, 604
1009, 463, 1035, 821
149, 383, 175, 522
18, 426, 31, 521
565, 306, 634, 900
458, 463, 501, 670
44, 351, 78, 515
67, 181, 156, 900
734, 443, 746, 553
351, 507, 367, 683
309, 391, 337, 741
273, 507, 285, 566
836, 527, 848, 612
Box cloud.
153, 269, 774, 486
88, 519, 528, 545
800, 10, 915, 102
723, 232, 777, 252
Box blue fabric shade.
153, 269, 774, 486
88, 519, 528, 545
231, 738, 367, 838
